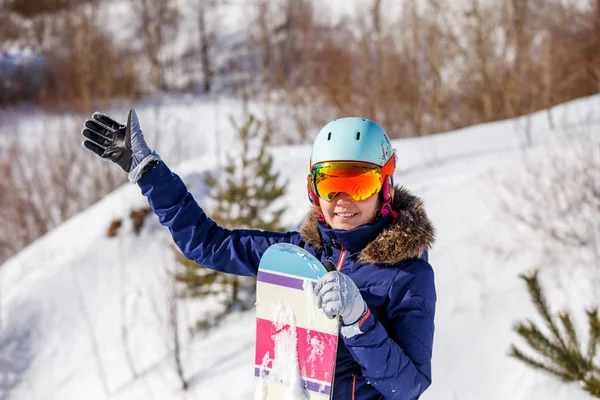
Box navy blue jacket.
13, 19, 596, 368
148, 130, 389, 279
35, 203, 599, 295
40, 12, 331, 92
138, 161, 437, 400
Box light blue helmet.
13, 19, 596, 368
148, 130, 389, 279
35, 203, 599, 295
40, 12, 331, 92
308, 117, 397, 217
310, 117, 394, 167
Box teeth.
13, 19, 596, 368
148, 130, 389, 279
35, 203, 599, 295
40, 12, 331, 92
336, 213, 356, 217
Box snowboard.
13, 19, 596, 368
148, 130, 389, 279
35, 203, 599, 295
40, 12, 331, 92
254, 243, 339, 400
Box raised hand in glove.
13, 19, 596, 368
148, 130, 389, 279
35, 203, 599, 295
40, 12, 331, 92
81, 109, 160, 183
314, 271, 367, 326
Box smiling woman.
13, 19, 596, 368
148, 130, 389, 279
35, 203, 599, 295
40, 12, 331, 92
81, 111, 436, 400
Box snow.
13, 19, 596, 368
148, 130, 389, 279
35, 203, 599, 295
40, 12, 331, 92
0, 93, 599, 400
302, 279, 318, 326
255, 303, 307, 400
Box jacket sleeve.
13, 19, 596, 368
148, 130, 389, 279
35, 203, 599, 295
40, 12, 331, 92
343, 259, 436, 399
137, 161, 300, 277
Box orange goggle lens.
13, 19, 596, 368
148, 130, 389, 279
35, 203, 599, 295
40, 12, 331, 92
311, 160, 389, 202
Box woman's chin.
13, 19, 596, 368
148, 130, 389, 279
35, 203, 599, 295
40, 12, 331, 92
330, 216, 359, 230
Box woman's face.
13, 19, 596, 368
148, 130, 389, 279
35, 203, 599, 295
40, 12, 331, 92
318, 192, 379, 230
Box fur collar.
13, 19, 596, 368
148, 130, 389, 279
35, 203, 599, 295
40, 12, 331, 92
299, 186, 436, 265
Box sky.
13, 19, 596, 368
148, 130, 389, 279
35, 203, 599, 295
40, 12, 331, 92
0, 93, 598, 400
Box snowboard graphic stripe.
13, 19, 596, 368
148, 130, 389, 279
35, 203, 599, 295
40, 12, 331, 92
254, 368, 332, 395
257, 270, 315, 291
255, 318, 337, 385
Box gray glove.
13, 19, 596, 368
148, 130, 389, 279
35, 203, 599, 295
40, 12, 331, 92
82, 109, 160, 183
314, 271, 367, 326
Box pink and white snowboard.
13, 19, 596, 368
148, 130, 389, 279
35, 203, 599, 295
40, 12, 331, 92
254, 243, 339, 399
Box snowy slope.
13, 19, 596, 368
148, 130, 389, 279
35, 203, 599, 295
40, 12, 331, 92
1, 95, 599, 400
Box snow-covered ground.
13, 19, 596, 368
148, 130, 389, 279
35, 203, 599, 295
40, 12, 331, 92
0, 94, 599, 400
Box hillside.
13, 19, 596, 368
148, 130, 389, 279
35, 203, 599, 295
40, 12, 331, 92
0, 94, 599, 399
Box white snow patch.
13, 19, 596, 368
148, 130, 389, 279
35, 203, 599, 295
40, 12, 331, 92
254, 352, 271, 400
302, 279, 317, 325
269, 303, 308, 400
306, 336, 325, 379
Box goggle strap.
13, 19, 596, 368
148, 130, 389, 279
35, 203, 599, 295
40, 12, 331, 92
307, 175, 320, 204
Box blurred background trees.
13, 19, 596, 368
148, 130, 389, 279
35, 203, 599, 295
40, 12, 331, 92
0, 0, 598, 261
0, 0, 597, 131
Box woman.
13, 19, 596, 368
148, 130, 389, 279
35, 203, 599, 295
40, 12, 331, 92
82, 110, 436, 399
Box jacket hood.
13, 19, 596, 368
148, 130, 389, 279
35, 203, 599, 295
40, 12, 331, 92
299, 186, 436, 265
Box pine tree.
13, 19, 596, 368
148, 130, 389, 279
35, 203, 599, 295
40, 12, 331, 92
175, 102, 288, 328
510, 269, 600, 397
204, 107, 287, 232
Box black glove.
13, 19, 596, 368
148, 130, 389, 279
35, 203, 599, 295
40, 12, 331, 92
82, 109, 160, 183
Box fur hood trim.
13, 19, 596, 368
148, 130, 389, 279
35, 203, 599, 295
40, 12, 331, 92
299, 186, 435, 265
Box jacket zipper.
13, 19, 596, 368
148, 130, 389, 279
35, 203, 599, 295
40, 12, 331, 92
335, 244, 349, 400
336, 246, 347, 271
352, 375, 356, 399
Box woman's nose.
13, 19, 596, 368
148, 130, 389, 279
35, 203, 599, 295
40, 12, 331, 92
332, 192, 352, 202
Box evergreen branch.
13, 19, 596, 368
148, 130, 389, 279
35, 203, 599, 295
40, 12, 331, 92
514, 321, 572, 370
582, 374, 600, 398
558, 312, 590, 377
559, 312, 581, 353
512, 270, 600, 397
520, 271, 570, 353
586, 307, 600, 368
510, 345, 573, 382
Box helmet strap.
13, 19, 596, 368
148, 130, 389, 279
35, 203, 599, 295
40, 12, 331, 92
380, 202, 398, 219
317, 212, 326, 223
379, 176, 398, 219
382, 176, 392, 202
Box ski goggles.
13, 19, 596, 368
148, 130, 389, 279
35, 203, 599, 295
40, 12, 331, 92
310, 156, 394, 202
